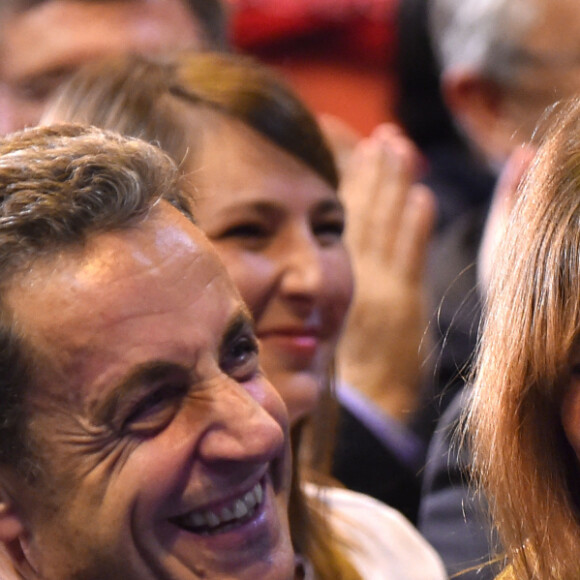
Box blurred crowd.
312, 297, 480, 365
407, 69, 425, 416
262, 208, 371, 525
0, 1, 579, 579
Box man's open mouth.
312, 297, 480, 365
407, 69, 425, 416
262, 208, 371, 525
171, 480, 265, 536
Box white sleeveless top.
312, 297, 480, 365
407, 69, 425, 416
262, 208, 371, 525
304, 484, 447, 579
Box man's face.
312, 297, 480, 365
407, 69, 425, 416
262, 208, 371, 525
3, 204, 294, 580
504, 0, 580, 138
0, 0, 205, 134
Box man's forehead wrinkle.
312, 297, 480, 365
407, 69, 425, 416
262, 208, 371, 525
81, 243, 216, 309
42, 251, 214, 333
7, 217, 219, 323
48, 218, 209, 292
10, 254, 227, 380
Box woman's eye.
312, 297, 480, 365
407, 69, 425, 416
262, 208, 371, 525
221, 333, 259, 381
122, 382, 188, 435
217, 223, 272, 250
314, 219, 345, 244
222, 223, 269, 239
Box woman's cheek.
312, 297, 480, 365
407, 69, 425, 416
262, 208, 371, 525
213, 248, 273, 318
561, 378, 580, 458
325, 248, 354, 331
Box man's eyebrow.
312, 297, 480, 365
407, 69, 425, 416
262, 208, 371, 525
91, 361, 190, 427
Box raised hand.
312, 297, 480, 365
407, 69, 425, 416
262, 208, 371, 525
337, 124, 436, 423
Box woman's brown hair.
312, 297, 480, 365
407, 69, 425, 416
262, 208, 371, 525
44, 51, 359, 580
469, 96, 580, 579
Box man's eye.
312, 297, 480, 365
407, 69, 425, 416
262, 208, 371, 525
220, 333, 259, 381
122, 382, 188, 435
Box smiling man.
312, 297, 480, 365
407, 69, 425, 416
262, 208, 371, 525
0, 124, 295, 580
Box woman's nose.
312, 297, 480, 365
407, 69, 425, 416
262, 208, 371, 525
278, 232, 323, 299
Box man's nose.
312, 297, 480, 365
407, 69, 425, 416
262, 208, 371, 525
195, 376, 288, 466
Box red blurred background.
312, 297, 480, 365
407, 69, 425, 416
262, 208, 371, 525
228, 0, 399, 136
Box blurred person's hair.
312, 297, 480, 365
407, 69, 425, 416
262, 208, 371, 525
469, 96, 580, 579
428, 0, 538, 84
0, 0, 229, 50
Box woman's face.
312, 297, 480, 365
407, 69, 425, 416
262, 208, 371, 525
191, 114, 354, 423
562, 346, 580, 457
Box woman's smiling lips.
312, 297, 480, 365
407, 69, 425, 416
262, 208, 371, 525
257, 327, 321, 359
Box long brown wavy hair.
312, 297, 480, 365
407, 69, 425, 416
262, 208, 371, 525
468, 96, 580, 579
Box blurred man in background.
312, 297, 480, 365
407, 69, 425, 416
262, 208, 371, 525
0, 0, 227, 134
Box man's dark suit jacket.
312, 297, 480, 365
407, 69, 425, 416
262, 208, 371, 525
418, 387, 502, 578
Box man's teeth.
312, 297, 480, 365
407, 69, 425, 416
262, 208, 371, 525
180, 482, 264, 532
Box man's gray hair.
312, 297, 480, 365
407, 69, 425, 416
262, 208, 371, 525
429, 0, 538, 82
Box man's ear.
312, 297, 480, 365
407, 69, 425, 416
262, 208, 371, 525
0, 481, 26, 543
441, 69, 517, 165
0, 477, 33, 574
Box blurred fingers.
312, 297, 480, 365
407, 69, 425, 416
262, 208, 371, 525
395, 184, 437, 283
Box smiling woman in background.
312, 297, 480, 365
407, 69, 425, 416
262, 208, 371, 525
43, 52, 446, 578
